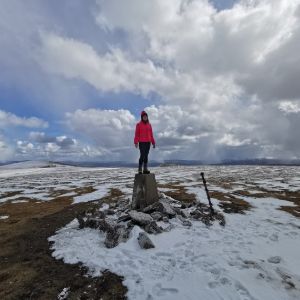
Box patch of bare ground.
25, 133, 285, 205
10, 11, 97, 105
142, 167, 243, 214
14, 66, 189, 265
0, 191, 23, 199
0, 187, 127, 300
157, 182, 196, 204
269, 190, 300, 218
158, 181, 252, 214
210, 191, 253, 214
101, 188, 125, 205
234, 188, 300, 218
209, 180, 235, 190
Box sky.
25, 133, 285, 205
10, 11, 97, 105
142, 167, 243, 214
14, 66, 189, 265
1, 0, 300, 163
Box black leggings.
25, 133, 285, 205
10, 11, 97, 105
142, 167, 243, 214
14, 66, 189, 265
139, 142, 151, 165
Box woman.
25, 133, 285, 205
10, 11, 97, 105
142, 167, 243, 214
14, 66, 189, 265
134, 110, 156, 174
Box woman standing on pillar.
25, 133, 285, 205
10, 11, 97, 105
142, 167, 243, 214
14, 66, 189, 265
134, 110, 156, 174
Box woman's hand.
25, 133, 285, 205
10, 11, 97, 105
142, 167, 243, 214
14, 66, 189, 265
153, 144, 156, 149
135, 143, 138, 148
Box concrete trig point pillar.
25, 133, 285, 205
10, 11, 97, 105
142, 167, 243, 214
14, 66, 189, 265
131, 173, 159, 210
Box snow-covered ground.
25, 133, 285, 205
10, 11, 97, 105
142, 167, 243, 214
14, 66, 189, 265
50, 196, 300, 300
1, 163, 300, 299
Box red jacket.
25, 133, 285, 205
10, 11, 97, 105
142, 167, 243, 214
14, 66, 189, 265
134, 121, 155, 145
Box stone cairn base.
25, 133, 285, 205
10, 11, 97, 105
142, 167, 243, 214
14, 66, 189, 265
77, 174, 225, 250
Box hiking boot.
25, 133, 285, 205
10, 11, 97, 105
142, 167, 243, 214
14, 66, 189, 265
138, 164, 143, 174
143, 163, 150, 174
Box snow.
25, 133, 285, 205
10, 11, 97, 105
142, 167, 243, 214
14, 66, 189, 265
0, 160, 58, 169
57, 287, 70, 300
49, 195, 300, 300
0, 164, 122, 204
1, 162, 300, 298
11, 200, 28, 203
72, 184, 111, 204
0, 160, 117, 178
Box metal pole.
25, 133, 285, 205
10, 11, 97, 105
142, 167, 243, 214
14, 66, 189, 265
201, 172, 214, 215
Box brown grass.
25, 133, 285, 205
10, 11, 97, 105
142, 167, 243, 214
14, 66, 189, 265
157, 182, 196, 204
0, 186, 127, 300
210, 191, 252, 214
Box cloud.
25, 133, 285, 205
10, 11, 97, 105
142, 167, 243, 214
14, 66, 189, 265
16, 132, 107, 161
0, 110, 48, 128
29, 132, 76, 148
94, 0, 300, 105
38, 33, 172, 98
278, 100, 300, 114
65, 108, 138, 160
0, 0, 109, 118
2, 0, 300, 161
62, 104, 256, 162
0, 134, 14, 162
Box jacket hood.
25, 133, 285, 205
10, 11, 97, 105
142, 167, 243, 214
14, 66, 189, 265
141, 111, 149, 123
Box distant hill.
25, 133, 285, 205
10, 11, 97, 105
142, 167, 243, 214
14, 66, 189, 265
217, 158, 300, 166
0, 160, 63, 169
1, 158, 299, 168
57, 159, 300, 167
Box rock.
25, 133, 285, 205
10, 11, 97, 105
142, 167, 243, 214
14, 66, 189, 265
76, 213, 85, 229
129, 210, 153, 225
106, 209, 116, 215
162, 216, 169, 223
215, 213, 226, 226
150, 211, 163, 221
191, 209, 213, 225
181, 210, 190, 218
110, 203, 117, 209
144, 221, 164, 234
117, 214, 131, 223
182, 220, 192, 227
77, 209, 106, 229
160, 200, 176, 217
137, 232, 155, 249
177, 215, 192, 227
98, 218, 115, 232
181, 202, 193, 209
163, 224, 175, 232
190, 209, 202, 219
105, 225, 130, 248
85, 217, 103, 229
268, 256, 281, 264
200, 215, 213, 226
78, 216, 131, 248
143, 202, 160, 213
126, 220, 135, 230
143, 200, 176, 218
173, 207, 189, 219
173, 207, 182, 215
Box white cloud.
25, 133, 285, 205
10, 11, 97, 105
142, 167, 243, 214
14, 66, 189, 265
65, 108, 138, 160
62, 104, 256, 162
96, 0, 300, 76
16, 140, 35, 154
4, 0, 300, 161
29, 132, 76, 148
38, 33, 172, 97
0, 134, 14, 161
15, 134, 107, 161
278, 100, 300, 114
218, 133, 252, 147
0, 110, 48, 128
